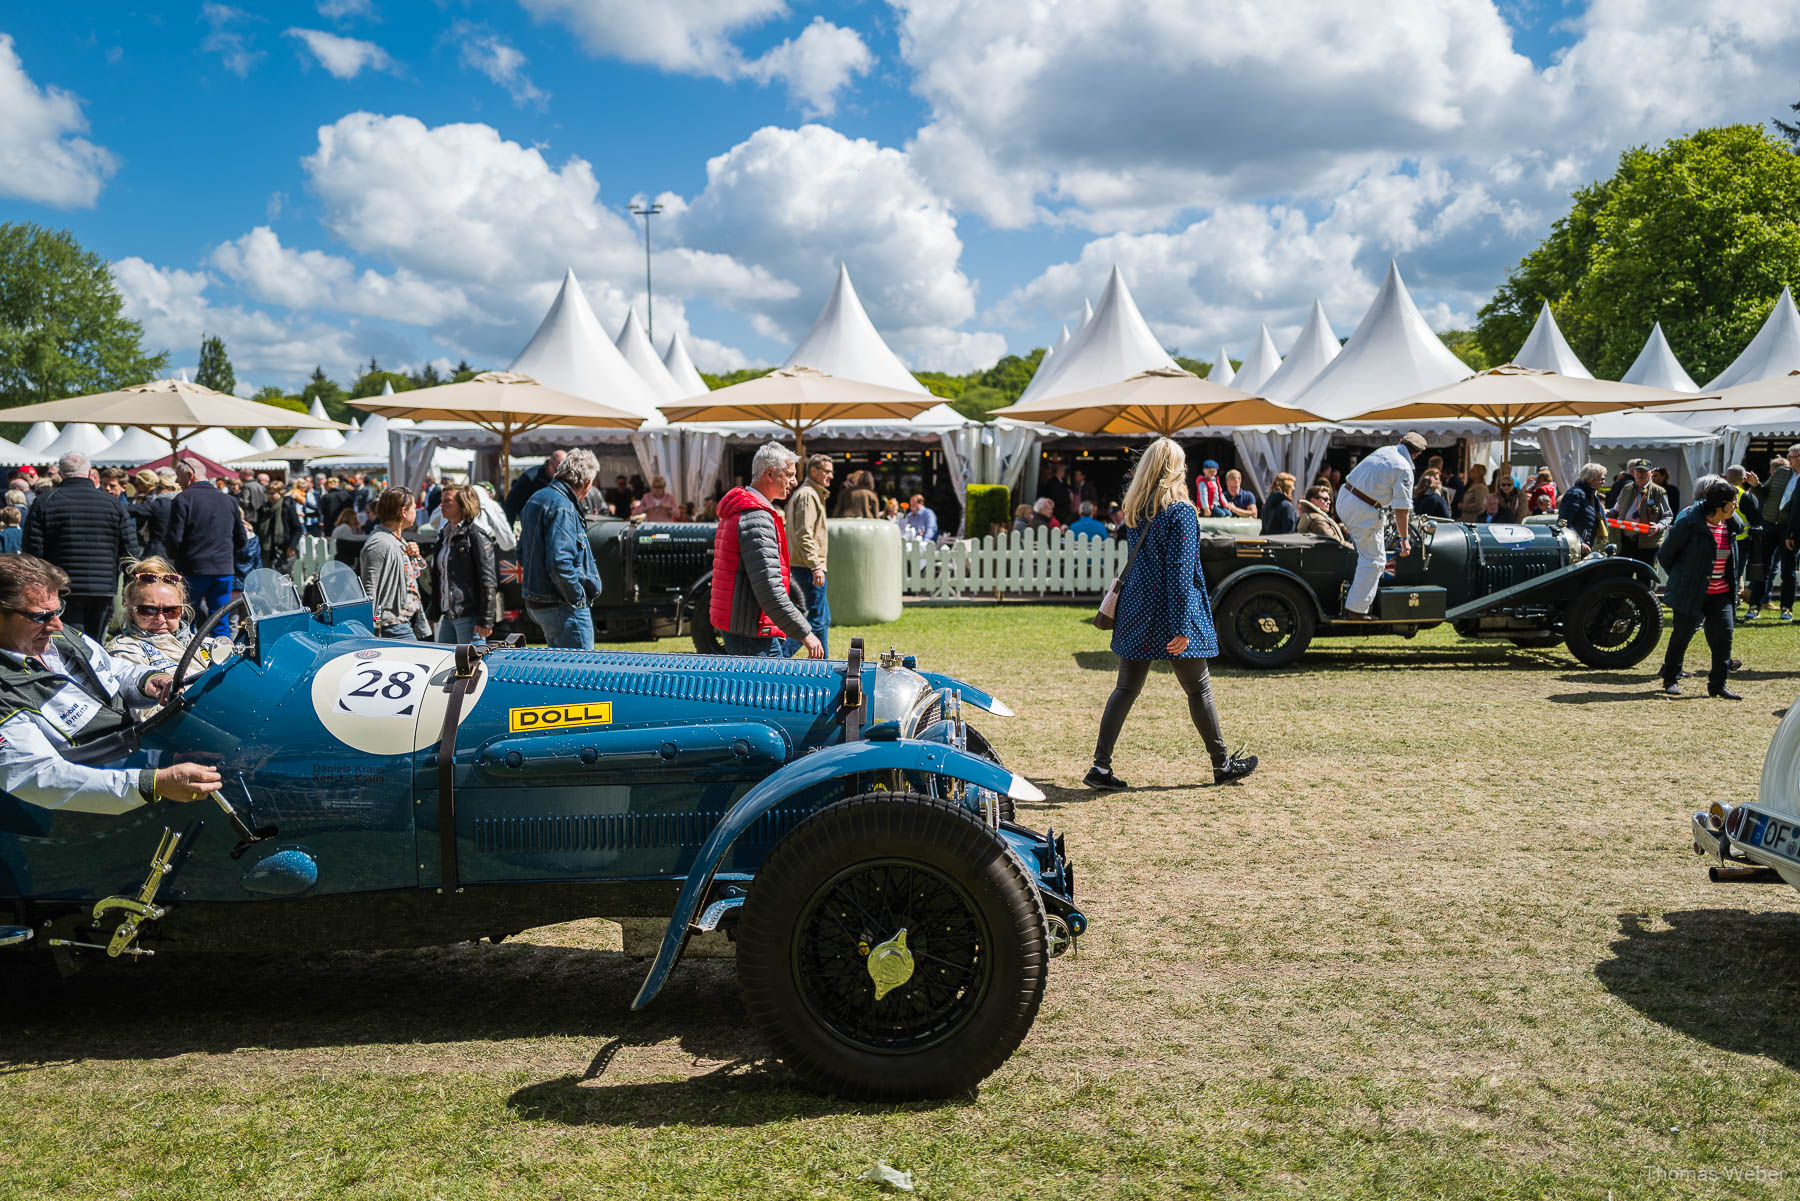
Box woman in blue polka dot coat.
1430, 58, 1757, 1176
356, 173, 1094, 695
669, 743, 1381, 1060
1086, 438, 1258, 790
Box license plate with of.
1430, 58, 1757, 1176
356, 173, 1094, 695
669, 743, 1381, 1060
1753, 814, 1800, 860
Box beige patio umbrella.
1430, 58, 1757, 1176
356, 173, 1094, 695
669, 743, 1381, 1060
1349, 364, 1713, 460
658, 365, 943, 456
351, 370, 644, 485
1, 378, 349, 461
1622, 369, 1798, 417
990, 366, 1327, 436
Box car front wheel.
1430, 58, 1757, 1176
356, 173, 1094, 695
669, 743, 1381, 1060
737, 792, 1048, 1100
1564, 577, 1662, 668
687, 577, 723, 654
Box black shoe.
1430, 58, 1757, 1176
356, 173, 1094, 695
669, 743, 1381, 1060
1083, 765, 1128, 791
1710, 687, 1744, 700
1213, 754, 1259, 785
1727, 658, 1743, 672
1659, 680, 1681, 696
1679, 670, 1695, 679
1338, 609, 1377, 622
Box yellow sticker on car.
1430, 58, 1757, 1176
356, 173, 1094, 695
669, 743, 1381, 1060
509, 701, 613, 732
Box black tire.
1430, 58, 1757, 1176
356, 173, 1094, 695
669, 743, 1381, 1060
1215, 578, 1316, 669
737, 792, 1048, 1100
688, 577, 723, 655
1564, 577, 1663, 668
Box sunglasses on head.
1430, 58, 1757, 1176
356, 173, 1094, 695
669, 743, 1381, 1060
133, 572, 182, 584
133, 604, 184, 620
8, 600, 66, 625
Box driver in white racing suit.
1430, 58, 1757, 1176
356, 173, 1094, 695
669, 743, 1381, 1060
0, 555, 219, 813
1335, 432, 1426, 620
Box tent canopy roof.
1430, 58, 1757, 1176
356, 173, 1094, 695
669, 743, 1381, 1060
1620, 321, 1699, 393
661, 330, 710, 398
1290, 261, 1473, 422
1259, 301, 1340, 403
615, 308, 686, 403
1231, 324, 1283, 394
1512, 301, 1593, 378
508, 268, 664, 423
1017, 265, 1178, 406
1706, 286, 1800, 390
781, 263, 929, 396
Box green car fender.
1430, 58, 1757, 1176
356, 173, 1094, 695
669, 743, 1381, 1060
631, 738, 1043, 1009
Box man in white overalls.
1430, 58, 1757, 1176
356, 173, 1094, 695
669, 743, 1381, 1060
1334, 432, 1427, 620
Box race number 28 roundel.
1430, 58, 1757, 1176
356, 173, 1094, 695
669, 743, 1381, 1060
308, 645, 490, 755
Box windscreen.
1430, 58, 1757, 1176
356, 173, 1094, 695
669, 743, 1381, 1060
315, 560, 368, 606
243, 568, 303, 619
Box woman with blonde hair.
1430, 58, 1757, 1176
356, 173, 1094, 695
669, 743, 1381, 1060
1085, 438, 1257, 791
106, 557, 228, 716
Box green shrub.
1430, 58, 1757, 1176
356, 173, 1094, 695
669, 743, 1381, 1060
965, 484, 1011, 539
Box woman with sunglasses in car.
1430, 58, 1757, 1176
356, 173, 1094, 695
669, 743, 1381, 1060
105, 558, 230, 716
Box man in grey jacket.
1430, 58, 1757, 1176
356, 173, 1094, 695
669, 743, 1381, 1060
709, 443, 822, 658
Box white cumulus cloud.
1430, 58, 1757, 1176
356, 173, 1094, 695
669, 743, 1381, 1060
208, 226, 482, 326
519, 0, 872, 114
0, 34, 118, 208
452, 22, 549, 109
285, 28, 401, 79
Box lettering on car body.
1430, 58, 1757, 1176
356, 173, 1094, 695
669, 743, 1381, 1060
509, 702, 613, 733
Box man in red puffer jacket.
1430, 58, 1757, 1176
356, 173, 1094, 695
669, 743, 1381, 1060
709, 443, 823, 659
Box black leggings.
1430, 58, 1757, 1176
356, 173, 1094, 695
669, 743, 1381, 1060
1092, 657, 1228, 772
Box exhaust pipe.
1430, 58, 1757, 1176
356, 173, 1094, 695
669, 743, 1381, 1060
1709, 864, 1785, 883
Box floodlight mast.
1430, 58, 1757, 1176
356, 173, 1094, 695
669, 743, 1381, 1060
630, 202, 663, 341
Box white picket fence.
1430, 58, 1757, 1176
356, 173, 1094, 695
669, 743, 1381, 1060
901, 528, 1127, 598
291, 534, 336, 583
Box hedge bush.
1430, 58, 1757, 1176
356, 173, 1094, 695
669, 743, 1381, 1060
965, 484, 1011, 538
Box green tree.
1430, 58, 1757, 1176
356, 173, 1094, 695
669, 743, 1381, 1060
451, 359, 478, 383
1437, 330, 1490, 372
0, 223, 169, 411
698, 367, 774, 389
1476, 125, 1800, 382
409, 362, 442, 389
350, 366, 413, 399
301, 366, 350, 423
1776, 101, 1800, 150
195, 333, 235, 395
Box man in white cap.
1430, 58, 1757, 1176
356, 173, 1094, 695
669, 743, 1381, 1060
1335, 432, 1428, 620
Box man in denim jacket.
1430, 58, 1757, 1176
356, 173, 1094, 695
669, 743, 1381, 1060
519, 449, 602, 649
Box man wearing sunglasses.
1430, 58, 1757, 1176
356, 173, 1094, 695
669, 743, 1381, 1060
0, 555, 220, 813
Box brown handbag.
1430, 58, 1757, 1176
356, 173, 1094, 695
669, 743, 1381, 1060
1093, 537, 1136, 630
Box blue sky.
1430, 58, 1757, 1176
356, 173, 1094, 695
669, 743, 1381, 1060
2, 2, 1795, 394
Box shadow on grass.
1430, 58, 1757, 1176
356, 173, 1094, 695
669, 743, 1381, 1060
506, 1059, 963, 1128
0, 942, 754, 1068
1597, 909, 1800, 1069
1546, 690, 1664, 705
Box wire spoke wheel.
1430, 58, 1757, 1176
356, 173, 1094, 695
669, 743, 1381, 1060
1564, 577, 1662, 668
796, 859, 991, 1053
738, 793, 1048, 1099
1217, 578, 1315, 669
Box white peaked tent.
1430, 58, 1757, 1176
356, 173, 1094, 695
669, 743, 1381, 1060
40, 422, 112, 460
615, 308, 686, 403
1512, 301, 1593, 378
1621, 321, 1699, 392
1055, 324, 1072, 354
1706, 286, 1800, 390
782, 264, 928, 394
93, 426, 175, 467
1210, 347, 1235, 387
248, 428, 277, 451
1259, 301, 1340, 403
661, 331, 710, 398
0, 432, 39, 463
101, 424, 124, 442
20, 423, 58, 454
778, 263, 966, 431
185, 427, 260, 465
1291, 261, 1473, 422
1078, 299, 1094, 332
1017, 266, 1179, 405
509, 268, 665, 424
380, 380, 394, 396
1232, 325, 1283, 394
307, 398, 346, 448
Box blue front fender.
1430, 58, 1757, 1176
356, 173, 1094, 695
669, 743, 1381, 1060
631, 739, 1042, 1009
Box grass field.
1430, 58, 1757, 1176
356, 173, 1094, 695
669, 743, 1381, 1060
5, 607, 1800, 1199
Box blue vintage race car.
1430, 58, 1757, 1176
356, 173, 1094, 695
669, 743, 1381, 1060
0, 564, 1081, 1100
